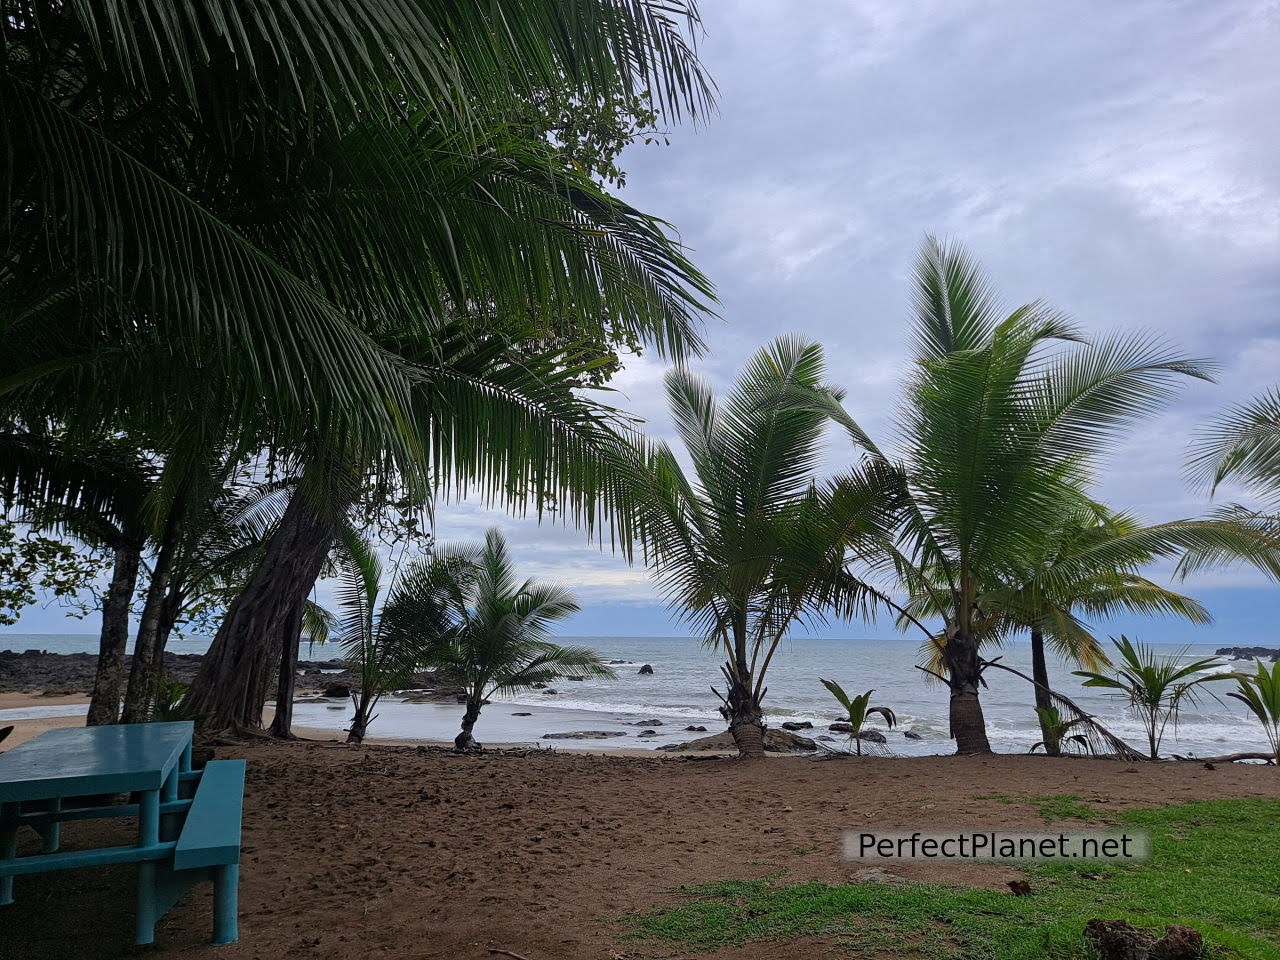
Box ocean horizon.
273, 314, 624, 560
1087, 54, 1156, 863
2, 631, 1272, 758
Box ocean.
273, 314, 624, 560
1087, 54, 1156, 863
1, 632, 1272, 757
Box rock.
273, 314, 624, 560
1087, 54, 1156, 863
608, 659, 628, 664
828, 721, 854, 733
530, 682, 548, 689
629, 719, 664, 726
511, 712, 532, 716
322, 684, 351, 699
1215, 646, 1280, 661
325, 705, 344, 711
781, 721, 813, 731
1083, 920, 1202, 960
542, 689, 558, 696
638, 729, 658, 737
567, 676, 585, 681
637, 664, 654, 675
903, 730, 924, 740
541, 730, 627, 740
684, 725, 707, 732
659, 727, 817, 754
816, 735, 835, 742
858, 729, 888, 744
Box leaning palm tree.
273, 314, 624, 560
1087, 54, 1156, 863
417, 528, 614, 751
1074, 635, 1230, 760
628, 337, 891, 759
821, 237, 1214, 753
4, 3, 717, 734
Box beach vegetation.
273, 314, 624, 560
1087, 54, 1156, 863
1029, 707, 1090, 756
2, 2, 716, 735
820, 237, 1213, 754
1228, 660, 1280, 765
629, 797, 1280, 959
628, 337, 892, 758
820, 678, 897, 756
1073, 636, 1231, 760
414, 528, 614, 751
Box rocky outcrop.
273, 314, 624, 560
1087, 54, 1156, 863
542, 730, 626, 740
637, 664, 654, 675
781, 720, 813, 731
1216, 646, 1280, 661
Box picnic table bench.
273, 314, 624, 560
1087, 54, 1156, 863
0, 721, 245, 946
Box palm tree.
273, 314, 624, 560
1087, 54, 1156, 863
1075, 635, 1230, 760
4, 3, 717, 733
1181, 386, 1280, 581
908, 499, 1244, 755
823, 237, 1213, 753
628, 337, 891, 759
1228, 661, 1280, 766
416, 528, 614, 751
329, 532, 452, 744
819, 679, 897, 756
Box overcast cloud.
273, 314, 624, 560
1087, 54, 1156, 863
433, 0, 1280, 640
10, 2, 1278, 643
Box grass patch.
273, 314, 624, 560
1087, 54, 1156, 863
627, 797, 1280, 959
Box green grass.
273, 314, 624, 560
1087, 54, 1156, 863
627, 797, 1280, 959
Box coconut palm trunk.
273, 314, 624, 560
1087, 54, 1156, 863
87, 541, 142, 725
121, 504, 185, 723
943, 632, 992, 754
455, 699, 483, 751
1029, 627, 1060, 755
725, 666, 766, 759
185, 464, 352, 733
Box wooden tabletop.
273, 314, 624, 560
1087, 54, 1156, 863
0, 722, 193, 804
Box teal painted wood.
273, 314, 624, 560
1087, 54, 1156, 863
173, 760, 245, 871
0, 722, 194, 803
0, 841, 177, 877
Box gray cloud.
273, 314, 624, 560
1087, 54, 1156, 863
426, 0, 1279, 610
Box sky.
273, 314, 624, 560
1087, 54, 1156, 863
8, 1, 1279, 646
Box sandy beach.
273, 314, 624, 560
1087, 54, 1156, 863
3, 702, 1277, 960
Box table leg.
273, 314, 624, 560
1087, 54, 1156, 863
212, 863, 239, 944
41, 798, 61, 853
1, 802, 17, 906
135, 789, 161, 944
135, 861, 157, 945
181, 740, 193, 773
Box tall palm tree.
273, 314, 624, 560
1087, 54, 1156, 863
628, 337, 891, 759
417, 528, 613, 751
824, 237, 1214, 753
4, 3, 719, 733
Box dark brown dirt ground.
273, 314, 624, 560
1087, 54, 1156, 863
3, 740, 1277, 960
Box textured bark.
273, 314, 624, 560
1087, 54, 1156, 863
86, 542, 142, 726
347, 696, 372, 744
184, 461, 353, 733
725, 669, 765, 760
944, 631, 993, 754
122, 508, 184, 724
1030, 628, 1060, 756
270, 606, 304, 739
453, 699, 482, 751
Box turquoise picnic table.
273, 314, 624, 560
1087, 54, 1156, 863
0, 721, 245, 946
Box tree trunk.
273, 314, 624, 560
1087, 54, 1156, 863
454, 699, 482, 751
943, 631, 993, 755
121, 508, 184, 724
86, 542, 142, 726
270, 606, 305, 739
1030, 628, 1060, 756
725, 667, 765, 760
347, 695, 371, 744
184, 460, 354, 733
